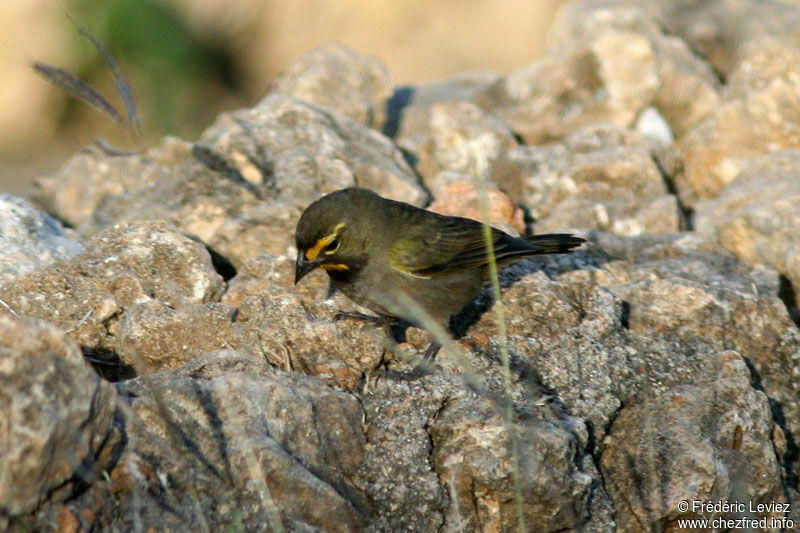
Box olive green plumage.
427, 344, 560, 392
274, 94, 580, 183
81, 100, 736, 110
294, 187, 584, 366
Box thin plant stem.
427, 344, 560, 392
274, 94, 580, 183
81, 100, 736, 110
473, 171, 526, 532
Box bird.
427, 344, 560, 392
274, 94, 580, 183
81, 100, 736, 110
294, 187, 584, 375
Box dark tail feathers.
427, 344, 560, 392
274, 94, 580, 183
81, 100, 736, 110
525, 233, 586, 254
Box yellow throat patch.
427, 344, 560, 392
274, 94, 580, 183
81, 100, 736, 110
320, 263, 349, 271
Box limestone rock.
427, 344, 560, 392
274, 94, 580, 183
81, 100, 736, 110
651, 0, 800, 78
29, 136, 193, 228
0, 220, 223, 372
0, 316, 118, 525
33, 96, 426, 271
387, 70, 501, 147
474, 4, 720, 144
491, 124, 680, 236
116, 301, 236, 373
410, 101, 518, 188
696, 151, 800, 294
675, 39, 800, 203
427, 177, 525, 235
49, 350, 369, 532
430, 396, 599, 531
0, 194, 83, 286
269, 42, 394, 129
224, 254, 386, 388
601, 351, 784, 530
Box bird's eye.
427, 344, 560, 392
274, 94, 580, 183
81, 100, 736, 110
324, 237, 340, 254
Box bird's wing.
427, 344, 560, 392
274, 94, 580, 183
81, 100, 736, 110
388, 217, 529, 278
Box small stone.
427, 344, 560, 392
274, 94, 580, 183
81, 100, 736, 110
428, 177, 525, 234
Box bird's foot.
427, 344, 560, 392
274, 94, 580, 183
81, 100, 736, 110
379, 340, 441, 381
380, 364, 433, 381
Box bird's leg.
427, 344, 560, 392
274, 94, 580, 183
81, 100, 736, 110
333, 311, 396, 327
335, 313, 440, 380
334, 312, 404, 371
407, 340, 440, 377
422, 340, 442, 361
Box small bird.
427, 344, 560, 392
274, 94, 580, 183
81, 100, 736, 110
294, 187, 584, 374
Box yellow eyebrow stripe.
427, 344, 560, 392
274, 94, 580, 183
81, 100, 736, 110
304, 223, 346, 260
305, 236, 332, 260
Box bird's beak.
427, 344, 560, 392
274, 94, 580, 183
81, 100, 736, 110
294, 252, 318, 284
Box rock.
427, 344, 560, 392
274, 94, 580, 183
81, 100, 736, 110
387, 71, 501, 144
430, 395, 599, 531
0, 316, 118, 525
62, 95, 426, 268
695, 151, 800, 299
0, 194, 83, 286
675, 38, 800, 203
224, 254, 386, 388
31, 350, 370, 532
269, 42, 394, 129
358, 376, 451, 532
360, 370, 610, 532
490, 124, 680, 236
115, 301, 236, 373
427, 177, 526, 234
10, 5, 800, 530
635, 106, 674, 145
474, 3, 720, 144
628, 0, 800, 206
579, 232, 800, 442
650, 0, 800, 78
198, 93, 426, 210
409, 101, 518, 187
204, 198, 302, 266
601, 351, 784, 531
0, 220, 224, 373
30, 95, 427, 272
29, 136, 193, 228
13, 227, 796, 532
476, 231, 797, 529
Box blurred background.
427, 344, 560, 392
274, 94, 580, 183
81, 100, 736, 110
0, 0, 567, 195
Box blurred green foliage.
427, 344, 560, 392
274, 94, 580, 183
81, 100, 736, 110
67, 0, 241, 139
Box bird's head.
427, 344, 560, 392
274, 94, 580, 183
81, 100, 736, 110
294, 188, 375, 284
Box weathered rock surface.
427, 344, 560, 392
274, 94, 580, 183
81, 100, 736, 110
430, 395, 599, 531
0, 316, 119, 528
648, 0, 800, 79
675, 39, 800, 204
427, 177, 526, 235
490, 124, 680, 236
388, 71, 502, 154
0, 194, 83, 286
0, 220, 224, 377
32, 95, 426, 269
601, 352, 783, 531
224, 254, 387, 389
696, 151, 800, 297
30, 136, 193, 228
410, 100, 519, 188
268, 42, 394, 129
15, 350, 371, 532
472, 2, 720, 145
5, 1, 800, 531
115, 300, 237, 372
594, 0, 800, 205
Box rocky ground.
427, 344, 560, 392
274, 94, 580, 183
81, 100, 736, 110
2, 0, 800, 531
